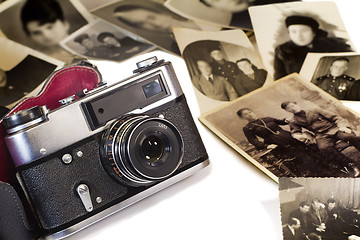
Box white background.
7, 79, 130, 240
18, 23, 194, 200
65, 0, 360, 239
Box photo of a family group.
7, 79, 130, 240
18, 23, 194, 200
173, 28, 271, 113
200, 75, 360, 181
61, 20, 154, 61
280, 178, 360, 240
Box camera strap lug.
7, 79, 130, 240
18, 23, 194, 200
76, 184, 94, 212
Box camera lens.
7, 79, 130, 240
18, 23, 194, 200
100, 115, 183, 186
141, 134, 165, 164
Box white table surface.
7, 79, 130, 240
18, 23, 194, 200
64, 1, 360, 239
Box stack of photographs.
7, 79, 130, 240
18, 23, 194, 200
172, 1, 360, 182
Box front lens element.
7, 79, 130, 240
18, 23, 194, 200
141, 134, 166, 163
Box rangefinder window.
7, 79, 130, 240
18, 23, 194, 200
142, 79, 163, 98
82, 74, 169, 130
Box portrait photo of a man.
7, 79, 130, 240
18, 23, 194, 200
309, 55, 360, 101
0, 0, 88, 62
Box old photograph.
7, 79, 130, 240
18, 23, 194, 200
300, 53, 360, 101
249, 1, 355, 81
165, 0, 299, 30
200, 74, 360, 181
173, 28, 271, 113
91, 0, 201, 55
279, 177, 360, 240
0, 0, 89, 63
0, 37, 63, 115
61, 20, 154, 62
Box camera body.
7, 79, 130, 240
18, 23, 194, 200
3, 57, 209, 239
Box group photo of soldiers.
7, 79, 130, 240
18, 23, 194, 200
200, 76, 360, 180
280, 178, 360, 240
182, 39, 269, 102
237, 99, 360, 178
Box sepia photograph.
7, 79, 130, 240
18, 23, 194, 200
0, 0, 89, 63
91, 0, 201, 55
249, 1, 355, 81
300, 53, 360, 101
165, 0, 299, 30
0, 37, 63, 115
279, 177, 360, 240
61, 20, 154, 62
200, 74, 360, 181
173, 28, 271, 113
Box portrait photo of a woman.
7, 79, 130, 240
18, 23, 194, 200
249, 2, 355, 80
274, 15, 353, 80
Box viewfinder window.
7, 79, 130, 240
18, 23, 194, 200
142, 79, 163, 98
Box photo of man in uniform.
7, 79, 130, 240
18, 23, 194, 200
210, 48, 239, 84
193, 60, 238, 101
312, 57, 356, 100
209, 47, 248, 96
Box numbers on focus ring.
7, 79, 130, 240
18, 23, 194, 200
158, 123, 167, 129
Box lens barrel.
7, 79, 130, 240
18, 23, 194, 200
100, 115, 183, 186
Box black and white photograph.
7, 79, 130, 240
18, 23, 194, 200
249, 1, 355, 81
279, 177, 360, 240
61, 20, 154, 62
91, 0, 202, 55
300, 53, 360, 101
173, 28, 271, 113
165, 0, 299, 30
0, 0, 89, 62
0, 37, 63, 115
200, 74, 360, 181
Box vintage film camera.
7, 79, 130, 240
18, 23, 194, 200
3, 57, 209, 239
